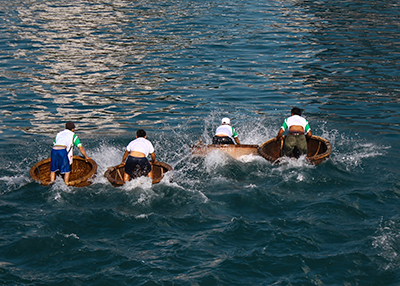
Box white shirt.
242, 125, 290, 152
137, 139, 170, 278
54, 129, 82, 165
215, 125, 238, 138
126, 137, 154, 157
281, 115, 311, 133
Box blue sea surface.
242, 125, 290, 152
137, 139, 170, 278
1, 0, 400, 285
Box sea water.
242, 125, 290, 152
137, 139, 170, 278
1, 0, 400, 285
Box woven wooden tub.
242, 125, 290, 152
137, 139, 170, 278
191, 144, 259, 160
258, 135, 332, 165
104, 161, 173, 187
30, 156, 97, 187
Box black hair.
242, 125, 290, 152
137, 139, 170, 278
291, 107, 302, 116
136, 129, 146, 138
65, 121, 75, 130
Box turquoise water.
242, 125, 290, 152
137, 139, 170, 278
1, 0, 400, 285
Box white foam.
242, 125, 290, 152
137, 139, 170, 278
121, 175, 153, 191
237, 154, 263, 163
332, 138, 389, 170
203, 150, 231, 172
372, 219, 400, 270
0, 175, 31, 192
89, 143, 124, 185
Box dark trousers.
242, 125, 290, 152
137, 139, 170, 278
125, 156, 151, 179
212, 136, 234, 145
283, 135, 308, 156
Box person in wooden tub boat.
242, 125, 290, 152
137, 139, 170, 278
121, 129, 157, 181
276, 107, 312, 157
212, 117, 241, 145
50, 121, 91, 185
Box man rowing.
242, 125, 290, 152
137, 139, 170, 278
121, 129, 157, 181
276, 107, 312, 156
212, 117, 241, 145
50, 122, 91, 185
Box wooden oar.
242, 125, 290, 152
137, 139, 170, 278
116, 168, 123, 181
195, 137, 204, 146
313, 141, 322, 157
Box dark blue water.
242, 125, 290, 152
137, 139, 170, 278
1, 0, 400, 285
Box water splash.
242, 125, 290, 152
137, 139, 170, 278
328, 130, 390, 171
0, 175, 31, 194
372, 218, 400, 271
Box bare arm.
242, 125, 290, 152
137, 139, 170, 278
78, 145, 91, 160
276, 128, 284, 139
150, 152, 156, 163
234, 137, 240, 145
121, 150, 129, 164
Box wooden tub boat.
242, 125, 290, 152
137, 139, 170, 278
104, 161, 173, 187
191, 144, 259, 160
258, 135, 332, 165
30, 156, 97, 187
